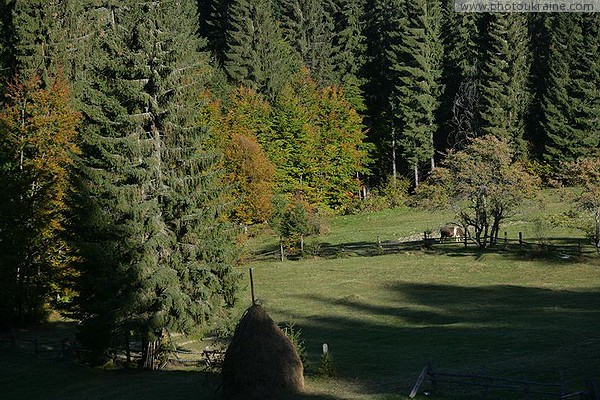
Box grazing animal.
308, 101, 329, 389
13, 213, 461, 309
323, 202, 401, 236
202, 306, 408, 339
440, 225, 464, 242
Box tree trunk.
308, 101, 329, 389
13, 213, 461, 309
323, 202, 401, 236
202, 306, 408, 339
414, 162, 419, 189
391, 118, 397, 184
490, 216, 501, 246
430, 128, 436, 171
595, 208, 600, 253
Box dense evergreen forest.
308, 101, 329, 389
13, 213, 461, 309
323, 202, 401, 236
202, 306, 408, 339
0, 0, 597, 366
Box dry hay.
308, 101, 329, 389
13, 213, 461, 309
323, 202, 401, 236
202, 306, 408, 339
221, 305, 304, 399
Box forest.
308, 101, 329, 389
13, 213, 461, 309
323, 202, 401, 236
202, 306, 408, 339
0, 0, 598, 369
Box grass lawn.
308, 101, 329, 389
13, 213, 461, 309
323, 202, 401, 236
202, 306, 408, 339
2, 189, 599, 399
247, 251, 600, 399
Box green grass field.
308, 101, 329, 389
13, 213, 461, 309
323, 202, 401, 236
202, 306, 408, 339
2, 190, 599, 400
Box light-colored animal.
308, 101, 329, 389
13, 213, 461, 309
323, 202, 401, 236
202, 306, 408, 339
440, 225, 464, 242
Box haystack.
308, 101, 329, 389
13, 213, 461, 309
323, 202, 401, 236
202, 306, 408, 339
222, 305, 304, 399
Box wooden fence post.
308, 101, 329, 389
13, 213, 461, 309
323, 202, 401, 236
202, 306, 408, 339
481, 367, 490, 400
428, 363, 437, 393
585, 379, 599, 400
559, 369, 565, 396
504, 232, 508, 248
34, 338, 39, 355
125, 332, 131, 363
519, 232, 523, 249
424, 231, 428, 241
279, 237, 285, 262
249, 268, 256, 306
409, 365, 430, 398
464, 230, 468, 249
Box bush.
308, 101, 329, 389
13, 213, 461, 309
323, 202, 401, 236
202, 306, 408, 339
411, 168, 452, 210
521, 159, 557, 187
317, 352, 336, 377
270, 194, 330, 256
344, 177, 410, 214
281, 323, 308, 369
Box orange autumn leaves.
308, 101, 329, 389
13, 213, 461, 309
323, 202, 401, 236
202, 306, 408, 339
207, 87, 276, 225
206, 72, 369, 225
0, 74, 80, 311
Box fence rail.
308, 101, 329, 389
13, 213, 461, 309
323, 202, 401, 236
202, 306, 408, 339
252, 231, 598, 261
409, 364, 598, 400
1, 330, 224, 371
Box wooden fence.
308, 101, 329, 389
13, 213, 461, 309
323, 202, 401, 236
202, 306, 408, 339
410, 365, 599, 400
0, 330, 224, 371
252, 231, 598, 261
0, 330, 80, 359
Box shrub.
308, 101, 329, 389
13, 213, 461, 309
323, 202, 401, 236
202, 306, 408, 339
344, 177, 410, 214
281, 323, 308, 369
317, 352, 336, 377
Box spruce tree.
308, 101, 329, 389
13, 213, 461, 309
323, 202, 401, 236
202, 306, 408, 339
75, 0, 240, 366
478, 14, 530, 155
390, 0, 443, 187
331, 0, 367, 110
525, 14, 550, 157
439, 2, 480, 149
10, 0, 64, 84
0, 0, 15, 92
224, 0, 299, 99
570, 15, 599, 156
541, 14, 600, 166
278, 0, 337, 85
363, 0, 403, 181
200, 0, 230, 64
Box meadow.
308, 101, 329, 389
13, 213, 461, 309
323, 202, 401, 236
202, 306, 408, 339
2, 190, 599, 400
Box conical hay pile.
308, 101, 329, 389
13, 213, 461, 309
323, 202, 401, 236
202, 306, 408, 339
222, 305, 304, 399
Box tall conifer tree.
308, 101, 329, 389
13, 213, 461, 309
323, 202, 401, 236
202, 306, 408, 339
200, 0, 230, 64
278, 0, 337, 85
439, 2, 480, 149
478, 14, 530, 155
541, 14, 600, 165
332, 0, 367, 109
10, 0, 65, 84
75, 0, 239, 366
224, 0, 299, 99
0, 0, 14, 93
363, 0, 402, 181
391, 0, 443, 187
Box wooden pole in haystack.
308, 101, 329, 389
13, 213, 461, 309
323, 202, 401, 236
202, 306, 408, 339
249, 268, 256, 306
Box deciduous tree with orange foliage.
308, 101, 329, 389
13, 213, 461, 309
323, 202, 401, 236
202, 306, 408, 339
208, 87, 276, 225
266, 69, 370, 210
0, 74, 80, 325
425, 136, 539, 249
565, 157, 600, 251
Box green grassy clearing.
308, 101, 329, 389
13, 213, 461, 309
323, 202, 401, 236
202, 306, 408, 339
246, 251, 599, 399
245, 189, 586, 257
1, 189, 599, 399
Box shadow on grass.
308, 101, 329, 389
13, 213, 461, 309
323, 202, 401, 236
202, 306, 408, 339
280, 283, 600, 397
0, 347, 341, 400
